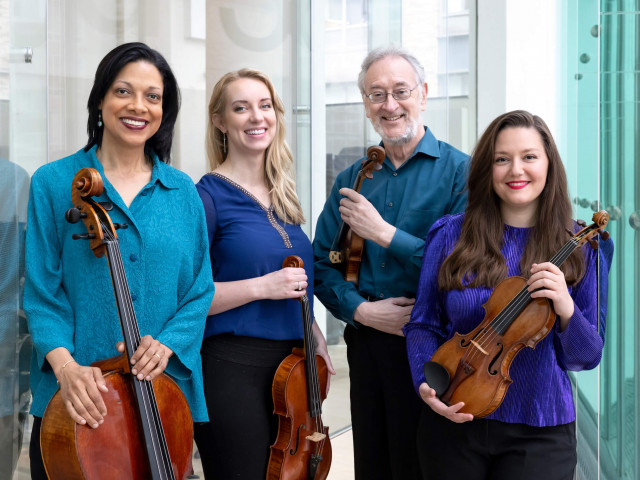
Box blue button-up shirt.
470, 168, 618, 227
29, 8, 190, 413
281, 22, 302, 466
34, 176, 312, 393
313, 127, 469, 325
24, 146, 214, 421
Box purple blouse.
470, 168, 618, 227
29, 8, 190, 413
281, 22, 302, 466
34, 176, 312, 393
404, 213, 611, 427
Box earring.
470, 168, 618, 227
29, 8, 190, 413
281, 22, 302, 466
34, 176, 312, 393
223, 133, 227, 154
97, 112, 103, 128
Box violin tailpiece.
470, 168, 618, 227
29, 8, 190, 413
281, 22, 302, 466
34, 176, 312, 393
329, 251, 343, 264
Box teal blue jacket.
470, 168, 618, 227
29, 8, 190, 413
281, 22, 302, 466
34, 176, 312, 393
24, 146, 214, 422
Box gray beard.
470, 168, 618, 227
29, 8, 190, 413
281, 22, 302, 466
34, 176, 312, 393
372, 115, 421, 146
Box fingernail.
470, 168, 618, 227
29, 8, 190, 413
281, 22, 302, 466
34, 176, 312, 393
146, 375, 151, 381
79, 419, 86, 425
132, 369, 137, 375
92, 423, 99, 429
137, 373, 144, 380
131, 359, 136, 365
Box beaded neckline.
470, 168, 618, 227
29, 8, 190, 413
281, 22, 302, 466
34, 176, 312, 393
209, 172, 292, 248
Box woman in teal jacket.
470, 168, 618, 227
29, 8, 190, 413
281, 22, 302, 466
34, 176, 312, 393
24, 42, 214, 478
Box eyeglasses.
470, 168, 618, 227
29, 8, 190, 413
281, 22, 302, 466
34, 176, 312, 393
364, 85, 419, 104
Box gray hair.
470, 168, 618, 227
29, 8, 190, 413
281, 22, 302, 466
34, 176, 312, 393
357, 45, 426, 94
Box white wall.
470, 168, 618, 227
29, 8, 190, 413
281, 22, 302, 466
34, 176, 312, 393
477, 0, 559, 137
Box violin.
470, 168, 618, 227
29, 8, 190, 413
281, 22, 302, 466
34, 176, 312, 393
40, 168, 193, 479
268, 256, 332, 480
329, 145, 385, 287
423, 211, 610, 418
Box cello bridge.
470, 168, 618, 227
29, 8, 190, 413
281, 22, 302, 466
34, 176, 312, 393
305, 432, 326, 443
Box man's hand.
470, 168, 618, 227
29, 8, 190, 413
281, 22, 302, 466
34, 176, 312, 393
338, 188, 396, 248
354, 297, 415, 336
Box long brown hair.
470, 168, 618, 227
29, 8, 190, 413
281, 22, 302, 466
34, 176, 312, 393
439, 110, 584, 289
205, 69, 305, 225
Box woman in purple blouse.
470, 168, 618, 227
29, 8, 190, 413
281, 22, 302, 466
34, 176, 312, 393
404, 110, 612, 479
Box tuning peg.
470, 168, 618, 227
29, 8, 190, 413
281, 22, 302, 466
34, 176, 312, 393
600, 231, 610, 241
589, 239, 599, 250
576, 219, 587, 228
113, 223, 128, 230
72, 233, 96, 240
65, 208, 87, 224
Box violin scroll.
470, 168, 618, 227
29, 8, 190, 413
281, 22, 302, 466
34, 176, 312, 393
283, 255, 304, 270
576, 210, 610, 250
362, 146, 385, 179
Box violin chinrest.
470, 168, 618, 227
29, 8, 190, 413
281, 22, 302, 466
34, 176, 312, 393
423, 361, 450, 398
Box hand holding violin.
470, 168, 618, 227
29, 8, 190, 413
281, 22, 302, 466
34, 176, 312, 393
338, 188, 396, 248
418, 382, 473, 424
116, 334, 173, 382
259, 267, 309, 300
527, 262, 574, 329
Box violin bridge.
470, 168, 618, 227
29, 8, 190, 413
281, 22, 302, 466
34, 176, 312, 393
305, 432, 326, 443
329, 251, 343, 264
470, 340, 488, 355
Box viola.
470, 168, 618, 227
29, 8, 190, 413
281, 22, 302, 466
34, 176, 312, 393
329, 145, 385, 286
423, 211, 610, 418
40, 168, 193, 479
268, 256, 332, 480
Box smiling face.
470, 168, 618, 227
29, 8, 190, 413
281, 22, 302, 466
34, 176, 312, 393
363, 55, 427, 147
213, 77, 277, 159
99, 60, 163, 152
492, 126, 550, 226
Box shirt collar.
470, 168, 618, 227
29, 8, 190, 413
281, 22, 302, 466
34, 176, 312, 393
86, 144, 179, 190
380, 126, 441, 162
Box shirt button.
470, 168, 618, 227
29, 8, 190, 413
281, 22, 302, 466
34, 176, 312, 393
381, 263, 386, 268
378, 293, 384, 299
130, 254, 138, 262
392, 172, 398, 177
131, 294, 137, 301
388, 202, 393, 207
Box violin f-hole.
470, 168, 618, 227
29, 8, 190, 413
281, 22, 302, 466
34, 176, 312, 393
289, 424, 305, 455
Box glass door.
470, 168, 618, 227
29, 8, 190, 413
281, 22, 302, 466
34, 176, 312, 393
1, 0, 47, 478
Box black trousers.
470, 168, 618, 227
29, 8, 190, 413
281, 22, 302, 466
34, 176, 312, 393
344, 324, 422, 480
29, 416, 47, 480
417, 404, 577, 480
195, 334, 301, 480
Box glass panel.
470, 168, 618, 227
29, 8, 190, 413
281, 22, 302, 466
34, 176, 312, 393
598, 6, 639, 480
2, 0, 46, 478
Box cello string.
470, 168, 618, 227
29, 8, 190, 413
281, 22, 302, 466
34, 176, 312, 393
102, 223, 173, 478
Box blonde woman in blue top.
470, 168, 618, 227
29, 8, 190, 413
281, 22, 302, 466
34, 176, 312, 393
194, 69, 335, 479
24, 43, 214, 479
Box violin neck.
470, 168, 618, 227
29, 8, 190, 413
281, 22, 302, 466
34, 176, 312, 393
490, 235, 582, 335
104, 240, 176, 480
330, 170, 366, 255
300, 295, 323, 418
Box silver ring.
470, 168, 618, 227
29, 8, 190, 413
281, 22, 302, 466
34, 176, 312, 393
297, 281, 301, 291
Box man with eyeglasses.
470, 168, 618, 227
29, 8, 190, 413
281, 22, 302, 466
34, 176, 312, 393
313, 45, 469, 479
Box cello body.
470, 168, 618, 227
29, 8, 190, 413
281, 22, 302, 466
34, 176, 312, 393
268, 348, 332, 480
41, 354, 194, 480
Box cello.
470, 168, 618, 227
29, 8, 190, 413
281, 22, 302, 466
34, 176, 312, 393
423, 211, 610, 417
329, 145, 385, 286
40, 168, 193, 479
268, 256, 332, 480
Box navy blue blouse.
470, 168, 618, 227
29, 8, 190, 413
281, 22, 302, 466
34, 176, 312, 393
196, 173, 313, 340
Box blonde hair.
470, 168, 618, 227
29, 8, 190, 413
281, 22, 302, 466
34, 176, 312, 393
206, 68, 305, 225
